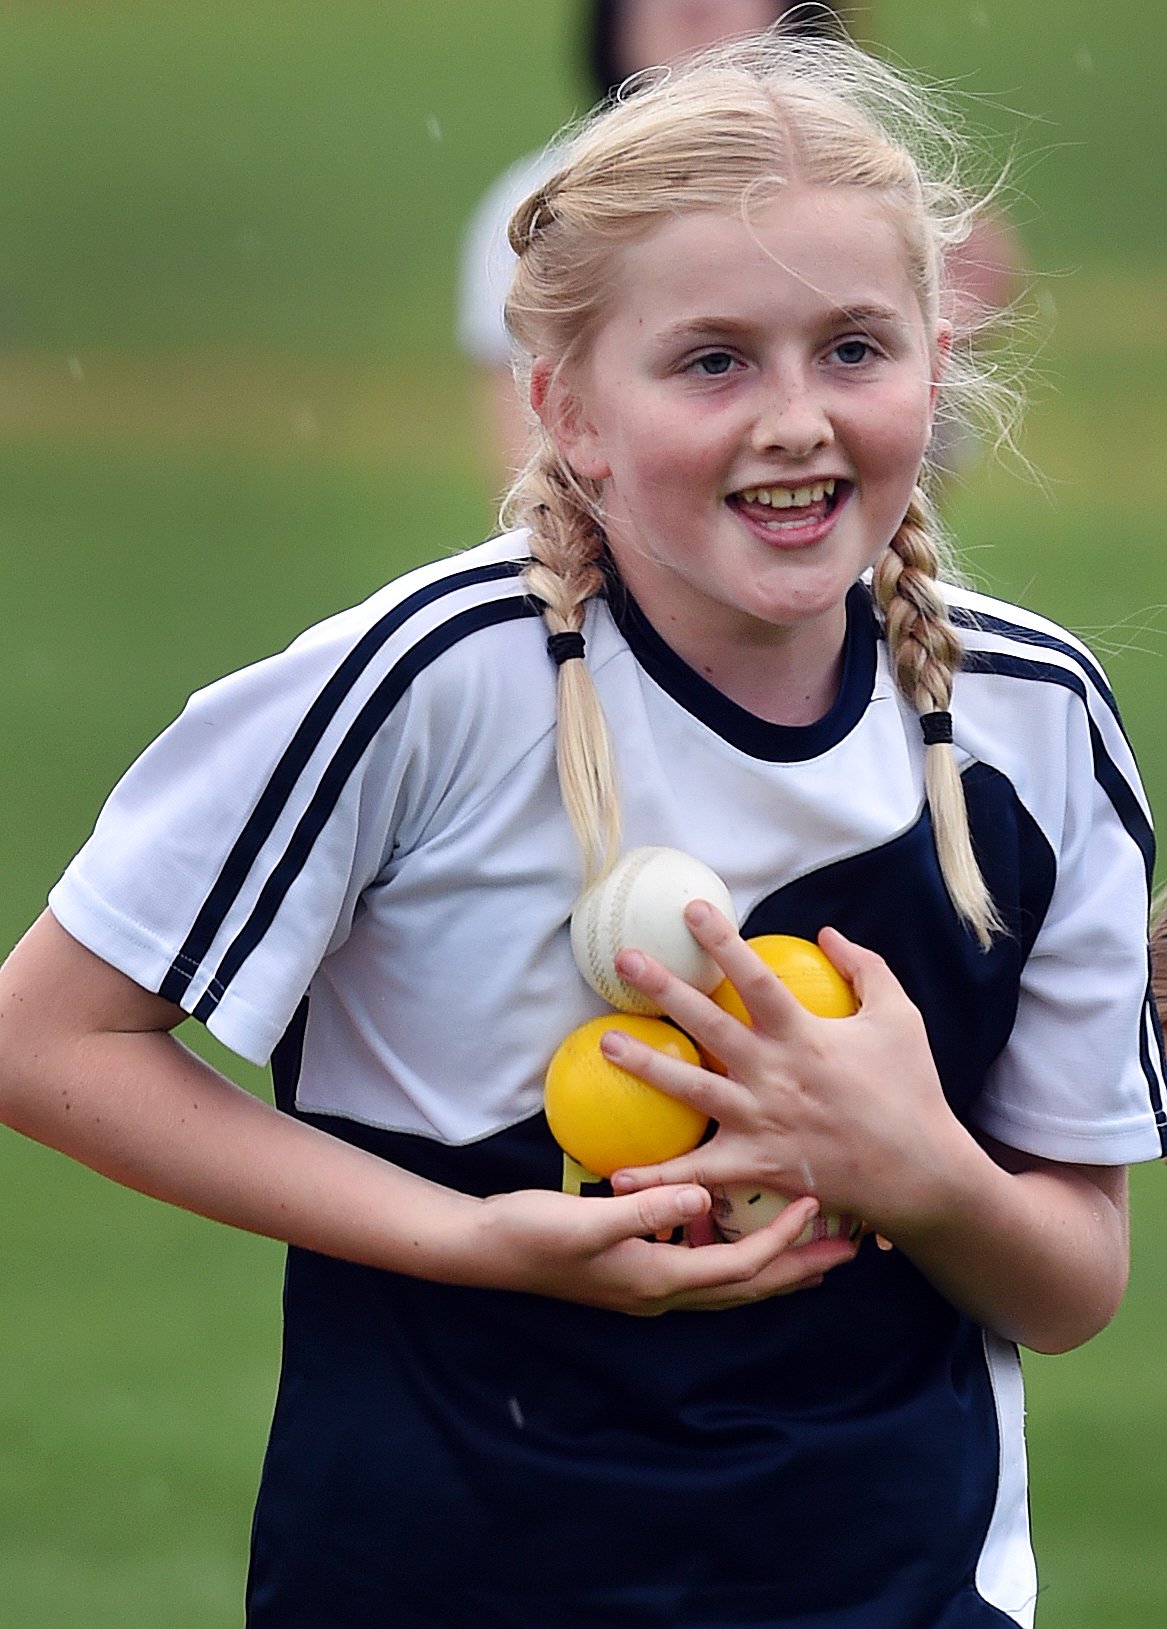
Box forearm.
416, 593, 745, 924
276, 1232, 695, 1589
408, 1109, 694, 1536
882, 1130, 1129, 1355
2, 915, 849, 1319
1, 1017, 489, 1281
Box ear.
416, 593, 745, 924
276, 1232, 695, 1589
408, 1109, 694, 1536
530, 358, 611, 482
929, 321, 953, 419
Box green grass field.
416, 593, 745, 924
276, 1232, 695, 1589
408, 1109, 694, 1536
1, 3, 1164, 1623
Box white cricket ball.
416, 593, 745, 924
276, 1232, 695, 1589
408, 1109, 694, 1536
710, 1183, 859, 1246
569, 846, 737, 1015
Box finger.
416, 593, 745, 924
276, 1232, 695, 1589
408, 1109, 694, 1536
678, 1237, 858, 1309
682, 901, 813, 1030
611, 1153, 714, 1195
611, 940, 749, 1055
598, 1019, 748, 1121
609, 1131, 761, 1195
608, 945, 783, 1085
589, 1182, 711, 1248
685, 1210, 719, 1248
682, 1194, 825, 1266
667, 1229, 860, 1308
816, 926, 895, 1010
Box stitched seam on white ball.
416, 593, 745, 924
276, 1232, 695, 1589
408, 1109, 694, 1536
605, 847, 658, 1008
581, 848, 658, 1010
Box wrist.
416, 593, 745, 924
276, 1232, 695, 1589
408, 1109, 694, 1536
867, 1118, 993, 1246
368, 1175, 489, 1286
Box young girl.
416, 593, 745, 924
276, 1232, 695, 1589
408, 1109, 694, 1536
1, 34, 1162, 1629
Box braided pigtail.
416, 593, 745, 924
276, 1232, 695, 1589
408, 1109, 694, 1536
872, 486, 1003, 948
502, 447, 621, 891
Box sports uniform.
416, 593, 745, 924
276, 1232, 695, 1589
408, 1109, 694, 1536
49, 531, 1166, 1628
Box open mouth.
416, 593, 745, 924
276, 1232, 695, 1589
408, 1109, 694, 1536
730, 479, 847, 524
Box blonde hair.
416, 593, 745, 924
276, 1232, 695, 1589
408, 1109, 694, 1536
502, 33, 1016, 941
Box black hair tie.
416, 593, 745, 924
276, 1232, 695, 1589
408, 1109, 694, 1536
547, 630, 586, 667
920, 710, 954, 747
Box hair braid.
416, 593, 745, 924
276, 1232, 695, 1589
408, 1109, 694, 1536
872, 487, 1002, 948
502, 448, 622, 891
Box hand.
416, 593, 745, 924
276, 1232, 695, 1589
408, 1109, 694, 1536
603, 906, 964, 1237
473, 1184, 857, 1315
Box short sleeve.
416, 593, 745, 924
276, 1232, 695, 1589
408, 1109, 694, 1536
971, 666, 1165, 1164
49, 605, 424, 1065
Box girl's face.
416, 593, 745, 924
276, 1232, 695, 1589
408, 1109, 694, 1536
540, 184, 945, 710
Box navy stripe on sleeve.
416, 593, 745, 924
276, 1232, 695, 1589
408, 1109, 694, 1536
952, 605, 1121, 724
1138, 988, 1167, 1149
962, 649, 1153, 880
160, 560, 532, 1006
967, 648, 1164, 1145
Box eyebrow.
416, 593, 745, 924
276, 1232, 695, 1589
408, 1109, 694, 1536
656, 303, 910, 345
829, 303, 910, 330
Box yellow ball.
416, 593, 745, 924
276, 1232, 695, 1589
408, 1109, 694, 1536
544, 1014, 709, 1179
706, 935, 859, 1242
714, 934, 857, 1024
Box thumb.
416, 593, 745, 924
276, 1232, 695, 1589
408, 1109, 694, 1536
600, 1182, 710, 1241
610, 1157, 706, 1197
817, 926, 893, 1008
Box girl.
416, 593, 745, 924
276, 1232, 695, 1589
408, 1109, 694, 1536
1, 33, 1162, 1629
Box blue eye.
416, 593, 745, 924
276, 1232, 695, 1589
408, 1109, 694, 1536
694, 350, 736, 376
835, 339, 872, 365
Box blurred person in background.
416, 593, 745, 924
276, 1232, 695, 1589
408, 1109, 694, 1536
457, 0, 1022, 496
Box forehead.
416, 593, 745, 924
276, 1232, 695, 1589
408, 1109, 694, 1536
604, 185, 922, 331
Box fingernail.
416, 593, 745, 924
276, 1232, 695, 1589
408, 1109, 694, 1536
677, 1187, 707, 1218
617, 949, 646, 979
599, 1031, 628, 1061
685, 901, 711, 926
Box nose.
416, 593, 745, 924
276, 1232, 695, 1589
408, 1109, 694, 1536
750, 372, 833, 460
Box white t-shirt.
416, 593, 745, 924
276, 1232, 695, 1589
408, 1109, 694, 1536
49, 531, 1166, 1627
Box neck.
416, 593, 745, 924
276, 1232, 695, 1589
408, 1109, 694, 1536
606, 560, 853, 725
683, 623, 847, 724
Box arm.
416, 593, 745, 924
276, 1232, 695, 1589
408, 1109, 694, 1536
0, 912, 854, 1317
605, 906, 1129, 1354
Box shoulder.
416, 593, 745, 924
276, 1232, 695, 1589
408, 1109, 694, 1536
940, 582, 1128, 761
291, 531, 539, 662
167, 533, 546, 770
942, 582, 1114, 708
939, 581, 1153, 876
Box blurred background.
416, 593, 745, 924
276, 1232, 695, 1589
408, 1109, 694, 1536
0, 2, 1163, 1622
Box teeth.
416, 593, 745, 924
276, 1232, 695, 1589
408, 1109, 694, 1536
739, 480, 835, 509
